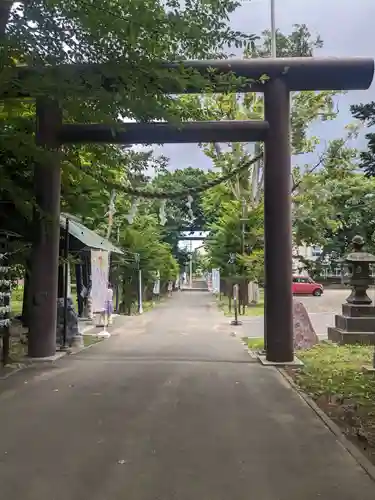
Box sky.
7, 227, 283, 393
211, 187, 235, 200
152, 0, 375, 173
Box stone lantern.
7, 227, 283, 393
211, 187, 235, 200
328, 235, 375, 345
345, 235, 375, 304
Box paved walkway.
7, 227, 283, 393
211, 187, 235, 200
0, 292, 374, 499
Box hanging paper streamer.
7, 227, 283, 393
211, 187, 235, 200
126, 198, 139, 224
159, 200, 167, 226
185, 195, 193, 209
105, 190, 117, 239
186, 195, 194, 220
0, 246, 11, 330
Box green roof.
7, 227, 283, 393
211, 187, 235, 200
60, 213, 123, 254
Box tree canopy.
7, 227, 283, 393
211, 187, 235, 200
3, 6, 373, 315
351, 101, 375, 177
0, 0, 254, 313
195, 24, 340, 280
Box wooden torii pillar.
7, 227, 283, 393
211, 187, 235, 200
4, 57, 373, 360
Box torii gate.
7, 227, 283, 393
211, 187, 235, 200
3, 57, 374, 361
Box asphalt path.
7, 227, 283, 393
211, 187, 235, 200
0, 291, 374, 500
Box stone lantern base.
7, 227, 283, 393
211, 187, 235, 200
328, 303, 375, 345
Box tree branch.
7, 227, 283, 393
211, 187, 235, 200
291, 128, 358, 193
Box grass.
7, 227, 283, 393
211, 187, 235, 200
83, 335, 103, 347
290, 344, 374, 403
11, 283, 80, 316
244, 337, 264, 350
10, 283, 172, 317
218, 289, 264, 317
11, 285, 23, 316
142, 300, 156, 313
243, 336, 375, 462
289, 344, 375, 463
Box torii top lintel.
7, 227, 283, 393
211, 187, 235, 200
169, 57, 374, 92
4, 57, 374, 98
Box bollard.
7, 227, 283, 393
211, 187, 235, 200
231, 284, 242, 326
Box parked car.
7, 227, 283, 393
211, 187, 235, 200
292, 276, 323, 296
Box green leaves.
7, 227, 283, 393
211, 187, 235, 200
196, 24, 337, 280
352, 101, 375, 177
293, 152, 375, 258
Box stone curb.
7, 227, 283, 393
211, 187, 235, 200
68, 337, 105, 356
0, 318, 125, 381
278, 368, 375, 483
0, 364, 29, 381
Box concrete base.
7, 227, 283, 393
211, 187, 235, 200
257, 354, 303, 367
342, 303, 375, 317
70, 335, 84, 348
335, 314, 375, 332
327, 301, 375, 345
230, 320, 242, 326
362, 365, 375, 374
26, 352, 67, 363
96, 330, 111, 339
328, 327, 375, 345
58, 345, 70, 352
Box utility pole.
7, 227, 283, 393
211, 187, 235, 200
115, 224, 120, 312
241, 198, 246, 255
270, 0, 277, 58
263, 0, 277, 354
189, 239, 193, 289
136, 253, 143, 314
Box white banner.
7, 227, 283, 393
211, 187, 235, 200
248, 281, 260, 304
212, 268, 220, 294
91, 250, 110, 312
67, 260, 71, 298
207, 272, 213, 291
153, 270, 160, 295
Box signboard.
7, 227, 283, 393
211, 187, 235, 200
91, 250, 110, 312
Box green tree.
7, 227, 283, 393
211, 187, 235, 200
1, 0, 253, 320
253, 24, 323, 58
198, 24, 337, 281
150, 166, 211, 264
293, 159, 375, 259
1, 0, 252, 222
351, 101, 375, 176
291, 121, 375, 270
117, 211, 178, 312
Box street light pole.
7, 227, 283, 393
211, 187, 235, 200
270, 0, 277, 58
189, 240, 193, 289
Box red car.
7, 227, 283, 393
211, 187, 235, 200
292, 276, 323, 296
